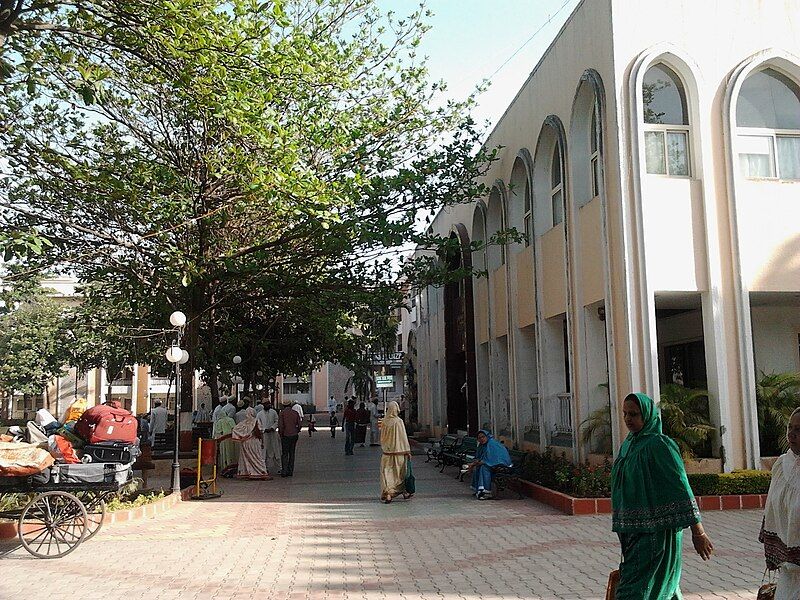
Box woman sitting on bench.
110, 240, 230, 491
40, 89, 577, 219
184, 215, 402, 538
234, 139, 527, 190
466, 430, 512, 500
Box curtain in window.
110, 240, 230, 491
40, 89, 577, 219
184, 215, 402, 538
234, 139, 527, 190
777, 136, 800, 179
738, 135, 773, 178
644, 131, 666, 174
667, 132, 689, 176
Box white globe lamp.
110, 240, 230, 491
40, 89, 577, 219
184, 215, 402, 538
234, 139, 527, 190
179, 350, 190, 365
169, 311, 187, 328
233, 355, 242, 365
166, 345, 183, 363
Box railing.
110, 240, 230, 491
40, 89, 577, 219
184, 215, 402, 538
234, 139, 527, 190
530, 394, 540, 429
553, 392, 573, 437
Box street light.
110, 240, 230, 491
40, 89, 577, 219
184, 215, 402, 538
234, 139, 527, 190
165, 310, 187, 495
233, 355, 242, 365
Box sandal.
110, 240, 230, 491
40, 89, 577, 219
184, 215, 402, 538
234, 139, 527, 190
402, 492, 414, 500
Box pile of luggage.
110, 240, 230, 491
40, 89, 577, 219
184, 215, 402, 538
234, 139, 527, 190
0, 399, 140, 485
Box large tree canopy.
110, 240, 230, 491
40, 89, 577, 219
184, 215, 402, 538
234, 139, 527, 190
0, 0, 493, 398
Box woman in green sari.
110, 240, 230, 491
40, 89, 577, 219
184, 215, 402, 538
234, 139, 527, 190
611, 393, 714, 599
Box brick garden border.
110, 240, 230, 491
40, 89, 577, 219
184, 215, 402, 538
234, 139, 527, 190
0, 486, 193, 540
512, 479, 768, 515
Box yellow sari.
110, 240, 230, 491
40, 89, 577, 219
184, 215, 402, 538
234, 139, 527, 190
380, 401, 411, 502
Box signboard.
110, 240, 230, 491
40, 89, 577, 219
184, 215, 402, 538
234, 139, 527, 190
375, 375, 394, 388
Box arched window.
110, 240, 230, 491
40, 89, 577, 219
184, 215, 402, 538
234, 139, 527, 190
642, 63, 690, 177
736, 67, 800, 179
551, 144, 564, 226
590, 104, 600, 198
523, 178, 533, 246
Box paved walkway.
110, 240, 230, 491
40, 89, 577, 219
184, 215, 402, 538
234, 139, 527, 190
0, 431, 765, 599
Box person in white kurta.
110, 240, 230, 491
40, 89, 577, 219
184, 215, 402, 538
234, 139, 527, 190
367, 398, 381, 446
327, 396, 337, 414
760, 408, 800, 600
257, 401, 281, 475
222, 398, 237, 419
149, 401, 168, 445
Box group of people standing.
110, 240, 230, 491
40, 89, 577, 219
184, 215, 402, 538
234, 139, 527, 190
210, 395, 309, 480
341, 397, 381, 455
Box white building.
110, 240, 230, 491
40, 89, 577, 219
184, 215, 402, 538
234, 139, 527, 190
403, 0, 800, 471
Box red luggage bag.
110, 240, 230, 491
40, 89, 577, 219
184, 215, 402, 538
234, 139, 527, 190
75, 404, 138, 444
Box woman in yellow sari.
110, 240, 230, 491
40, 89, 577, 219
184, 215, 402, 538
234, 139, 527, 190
380, 401, 412, 503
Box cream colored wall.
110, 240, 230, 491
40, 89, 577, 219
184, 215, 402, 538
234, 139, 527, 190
738, 182, 800, 291
540, 225, 567, 318
490, 265, 508, 338
515, 247, 536, 327
578, 198, 605, 306
641, 179, 708, 292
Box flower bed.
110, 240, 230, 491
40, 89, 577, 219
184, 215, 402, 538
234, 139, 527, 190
515, 449, 771, 515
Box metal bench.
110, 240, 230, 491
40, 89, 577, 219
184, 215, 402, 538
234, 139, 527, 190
492, 449, 527, 498
426, 434, 458, 467
443, 436, 478, 475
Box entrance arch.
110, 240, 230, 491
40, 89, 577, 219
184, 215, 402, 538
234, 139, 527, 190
443, 223, 479, 434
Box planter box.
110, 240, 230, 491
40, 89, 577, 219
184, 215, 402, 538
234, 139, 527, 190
513, 479, 768, 516
0, 486, 193, 540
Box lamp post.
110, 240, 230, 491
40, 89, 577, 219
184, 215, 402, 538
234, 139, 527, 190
165, 311, 187, 495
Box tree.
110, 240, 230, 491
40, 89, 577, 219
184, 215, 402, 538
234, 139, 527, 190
756, 371, 800, 456
0, 282, 67, 402
1, 1, 492, 393
658, 383, 715, 460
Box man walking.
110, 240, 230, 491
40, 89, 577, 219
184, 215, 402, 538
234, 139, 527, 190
257, 400, 281, 475
327, 395, 337, 414
367, 397, 381, 446
343, 399, 357, 456
278, 398, 301, 477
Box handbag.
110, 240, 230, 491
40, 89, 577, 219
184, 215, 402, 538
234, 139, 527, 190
404, 457, 416, 495
605, 569, 619, 600
757, 584, 776, 600
757, 568, 776, 600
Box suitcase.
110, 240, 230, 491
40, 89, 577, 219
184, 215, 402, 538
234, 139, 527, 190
75, 405, 138, 444
83, 442, 135, 464
51, 462, 132, 485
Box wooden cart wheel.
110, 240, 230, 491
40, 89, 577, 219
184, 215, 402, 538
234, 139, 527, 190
79, 493, 106, 540
18, 491, 88, 559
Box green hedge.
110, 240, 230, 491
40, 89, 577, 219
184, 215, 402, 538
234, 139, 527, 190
687, 470, 771, 496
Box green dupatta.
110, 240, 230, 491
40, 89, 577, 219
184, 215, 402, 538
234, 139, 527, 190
611, 393, 700, 533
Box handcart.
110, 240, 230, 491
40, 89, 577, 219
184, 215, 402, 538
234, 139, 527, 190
0, 476, 123, 559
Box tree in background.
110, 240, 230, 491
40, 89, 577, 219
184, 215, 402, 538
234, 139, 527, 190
0, 1, 493, 394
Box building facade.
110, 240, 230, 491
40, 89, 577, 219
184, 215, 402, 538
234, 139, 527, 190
403, 0, 800, 471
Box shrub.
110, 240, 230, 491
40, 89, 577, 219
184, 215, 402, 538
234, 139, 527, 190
687, 470, 771, 496
520, 449, 611, 498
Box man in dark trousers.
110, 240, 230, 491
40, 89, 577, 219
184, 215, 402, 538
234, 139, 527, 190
277, 397, 301, 477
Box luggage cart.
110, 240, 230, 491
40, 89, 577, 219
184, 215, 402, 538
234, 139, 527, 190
0, 477, 122, 559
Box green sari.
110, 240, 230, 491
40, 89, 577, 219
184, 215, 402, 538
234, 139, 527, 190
611, 393, 701, 600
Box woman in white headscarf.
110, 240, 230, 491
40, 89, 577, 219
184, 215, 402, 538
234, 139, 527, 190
230, 407, 271, 480
760, 407, 800, 599
380, 401, 412, 503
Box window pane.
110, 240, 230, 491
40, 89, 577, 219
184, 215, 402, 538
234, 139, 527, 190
551, 145, 562, 188
738, 135, 774, 177
590, 107, 598, 153
552, 189, 564, 226
644, 131, 666, 174
591, 156, 600, 197
524, 214, 532, 246
643, 64, 689, 125
777, 136, 800, 179
667, 131, 689, 176
737, 68, 800, 129
523, 182, 531, 212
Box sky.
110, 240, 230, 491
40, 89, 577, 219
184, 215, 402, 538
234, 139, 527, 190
378, 0, 582, 131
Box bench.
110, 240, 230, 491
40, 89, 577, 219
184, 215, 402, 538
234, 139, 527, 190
443, 436, 478, 475
492, 449, 526, 498
426, 434, 458, 467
